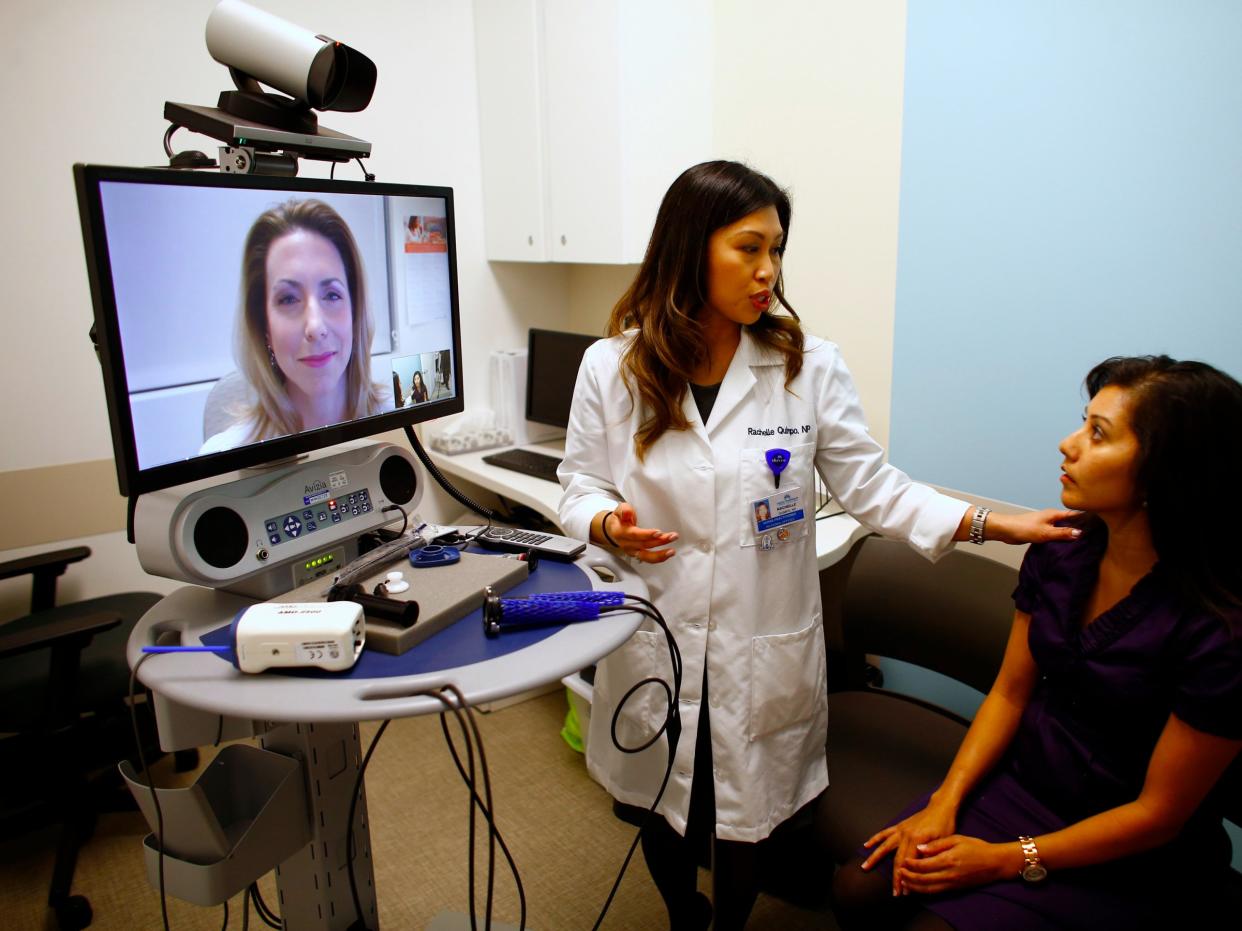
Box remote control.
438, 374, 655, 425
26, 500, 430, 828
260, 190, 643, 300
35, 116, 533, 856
473, 526, 585, 561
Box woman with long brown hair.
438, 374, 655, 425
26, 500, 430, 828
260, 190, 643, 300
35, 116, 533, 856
202, 198, 389, 452
558, 160, 1077, 929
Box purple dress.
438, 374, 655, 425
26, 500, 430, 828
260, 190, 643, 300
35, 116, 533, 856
869, 523, 1242, 930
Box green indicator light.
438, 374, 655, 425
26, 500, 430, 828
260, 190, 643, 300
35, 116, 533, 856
305, 554, 335, 572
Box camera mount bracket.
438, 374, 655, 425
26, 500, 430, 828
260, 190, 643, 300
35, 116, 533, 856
164, 101, 371, 176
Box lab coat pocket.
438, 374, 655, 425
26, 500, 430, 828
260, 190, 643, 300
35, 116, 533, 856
748, 617, 826, 742
738, 442, 815, 547
596, 628, 672, 750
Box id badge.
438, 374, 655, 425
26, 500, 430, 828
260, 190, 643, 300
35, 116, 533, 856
750, 485, 807, 549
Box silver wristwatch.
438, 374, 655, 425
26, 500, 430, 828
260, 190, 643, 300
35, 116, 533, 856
1018, 835, 1047, 882
969, 505, 992, 545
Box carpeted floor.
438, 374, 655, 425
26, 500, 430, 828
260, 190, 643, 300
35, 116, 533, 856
1, 690, 838, 930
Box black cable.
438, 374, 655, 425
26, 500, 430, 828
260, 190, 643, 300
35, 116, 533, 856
404, 425, 504, 523
330, 161, 336, 179
241, 886, 250, 931
436, 693, 527, 930
346, 720, 391, 930
815, 508, 846, 520
214, 714, 225, 747
249, 883, 280, 929
814, 490, 844, 520
381, 503, 409, 536
128, 652, 170, 931
341, 685, 523, 930
219, 898, 229, 930
440, 685, 501, 931
356, 158, 376, 182
590, 595, 684, 931
438, 694, 480, 931
127, 493, 138, 545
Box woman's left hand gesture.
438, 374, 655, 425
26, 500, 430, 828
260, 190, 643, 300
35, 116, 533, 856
895, 835, 1018, 895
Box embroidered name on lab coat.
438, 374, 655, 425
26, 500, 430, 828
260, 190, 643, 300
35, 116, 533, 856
747, 424, 810, 436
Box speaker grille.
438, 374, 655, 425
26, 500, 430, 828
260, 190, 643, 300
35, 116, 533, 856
193, 506, 249, 569
379, 454, 417, 504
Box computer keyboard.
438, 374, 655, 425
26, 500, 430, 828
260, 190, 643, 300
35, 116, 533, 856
482, 448, 564, 483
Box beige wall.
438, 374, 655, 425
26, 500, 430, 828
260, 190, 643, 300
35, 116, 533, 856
559, 1, 909, 445
713, 1, 908, 449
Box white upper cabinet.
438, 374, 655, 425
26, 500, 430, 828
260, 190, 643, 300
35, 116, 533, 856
473, 0, 712, 264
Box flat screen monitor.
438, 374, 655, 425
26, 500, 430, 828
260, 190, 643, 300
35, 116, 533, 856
525, 328, 598, 429
74, 164, 464, 497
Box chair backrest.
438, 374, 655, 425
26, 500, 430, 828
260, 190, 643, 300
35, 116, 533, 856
202, 372, 256, 441
841, 536, 1019, 695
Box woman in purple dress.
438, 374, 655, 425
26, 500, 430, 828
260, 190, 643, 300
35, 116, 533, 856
831, 355, 1242, 931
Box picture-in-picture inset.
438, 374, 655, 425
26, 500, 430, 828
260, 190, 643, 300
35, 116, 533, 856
391, 349, 453, 407
404, 215, 447, 252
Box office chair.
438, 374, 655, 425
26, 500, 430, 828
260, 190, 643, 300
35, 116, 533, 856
812, 534, 1017, 865
737, 534, 1013, 912
201, 371, 256, 441
0, 545, 164, 930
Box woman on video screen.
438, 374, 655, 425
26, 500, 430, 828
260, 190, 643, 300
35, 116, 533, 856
201, 199, 390, 453
405, 370, 430, 405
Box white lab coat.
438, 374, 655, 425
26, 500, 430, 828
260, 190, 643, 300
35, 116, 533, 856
558, 329, 967, 843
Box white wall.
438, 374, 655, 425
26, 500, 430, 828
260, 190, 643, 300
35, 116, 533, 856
0, 0, 571, 475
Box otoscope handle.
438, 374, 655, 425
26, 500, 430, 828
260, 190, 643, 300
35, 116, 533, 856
530, 591, 625, 606
498, 599, 600, 622
481, 588, 601, 637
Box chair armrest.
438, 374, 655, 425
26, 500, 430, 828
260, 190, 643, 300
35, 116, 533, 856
855, 686, 974, 729
0, 545, 91, 613
0, 611, 121, 659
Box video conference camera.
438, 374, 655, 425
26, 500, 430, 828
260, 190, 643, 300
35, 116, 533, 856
206, 0, 376, 129
164, 0, 377, 174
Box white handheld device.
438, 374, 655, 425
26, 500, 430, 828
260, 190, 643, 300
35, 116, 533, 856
230, 602, 365, 673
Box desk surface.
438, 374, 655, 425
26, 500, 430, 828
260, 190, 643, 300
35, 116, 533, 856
428, 441, 871, 571
129, 542, 645, 723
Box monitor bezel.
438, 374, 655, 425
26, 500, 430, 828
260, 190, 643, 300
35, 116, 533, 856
74, 163, 465, 498
524, 328, 598, 429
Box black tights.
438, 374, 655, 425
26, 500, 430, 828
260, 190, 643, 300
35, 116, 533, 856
639, 677, 759, 931
830, 855, 955, 931
640, 815, 759, 931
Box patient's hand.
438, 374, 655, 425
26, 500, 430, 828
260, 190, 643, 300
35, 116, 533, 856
897, 835, 1020, 895
859, 799, 957, 896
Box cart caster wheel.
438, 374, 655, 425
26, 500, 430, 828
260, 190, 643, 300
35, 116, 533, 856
54, 894, 92, 930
